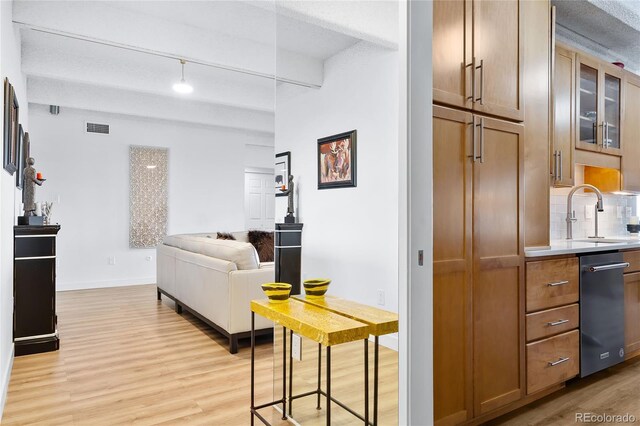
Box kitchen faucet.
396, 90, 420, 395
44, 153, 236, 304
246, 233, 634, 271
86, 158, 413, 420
566, 184, 605, 240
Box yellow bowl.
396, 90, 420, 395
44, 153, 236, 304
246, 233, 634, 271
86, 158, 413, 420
303, 279, 331, 299
261, 282, 292, 303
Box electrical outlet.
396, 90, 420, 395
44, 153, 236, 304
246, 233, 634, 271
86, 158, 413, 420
145, 255, 152, 261
108, 256, 116, 265
377, 290, 385, 306
585, 206, 593, 219
627, 207, 633, 217
292, 333, 302, 361
617, 206, 623, 219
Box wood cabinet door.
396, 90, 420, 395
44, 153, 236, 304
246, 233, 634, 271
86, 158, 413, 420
472, 0, 523, 121
552, 45, 576, 187
622, 73, 640, 192
433, 105, 473, 425
624, 272, 640, 359
14, 258, 55, 338
473, 117, 524, 415
433, 0, 472, 110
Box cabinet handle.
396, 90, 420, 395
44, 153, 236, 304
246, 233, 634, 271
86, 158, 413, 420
547, 319, 569, 326
467, 58, 476, 102
559, 150, 563, 181
475, 59, 484, 105
553, 151, 559, 181
605, 122, 610, 148
479, 117, 484, 163
470, 117, 478, 162
548, 357, 570, 367
601, 122, 606, 148
547, 280, 569, 287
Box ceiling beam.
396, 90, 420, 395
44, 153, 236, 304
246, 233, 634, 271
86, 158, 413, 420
13, 1, 323, 88
28, 77, 275, 135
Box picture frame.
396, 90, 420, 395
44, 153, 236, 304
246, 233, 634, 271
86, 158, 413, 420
3, 79, 19, 175
317, 130, 357, 190
16, 125, 24, 189
275, 151, 291, 196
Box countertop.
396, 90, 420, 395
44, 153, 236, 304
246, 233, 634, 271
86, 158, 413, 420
526, 235, 640, 258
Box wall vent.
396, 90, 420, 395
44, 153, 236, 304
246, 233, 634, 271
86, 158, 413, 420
85, 122, 110, 135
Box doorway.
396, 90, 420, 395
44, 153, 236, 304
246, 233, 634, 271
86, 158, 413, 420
244, 170, 275, 230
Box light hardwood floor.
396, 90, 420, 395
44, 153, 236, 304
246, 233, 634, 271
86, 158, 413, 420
2, 285, 398, 425
490, 356, 640, 425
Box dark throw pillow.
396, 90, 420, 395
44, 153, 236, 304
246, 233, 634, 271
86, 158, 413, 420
217, 232, 236, 240
247, 230, 274, 262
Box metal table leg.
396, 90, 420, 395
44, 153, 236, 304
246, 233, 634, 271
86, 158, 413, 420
365, 339, 369, 425
288, 329, 293, 416
326, 345, 331, 426
282, 327, 287, 420
374, 335, 379, 426
251, 312, 255, 426
317, 343, 322, 410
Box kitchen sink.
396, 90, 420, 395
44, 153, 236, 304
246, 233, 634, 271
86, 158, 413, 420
572, 238, 630, 244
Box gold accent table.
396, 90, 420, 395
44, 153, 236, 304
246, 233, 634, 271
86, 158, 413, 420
294, 296, 398, 425
250, 299, 370, 426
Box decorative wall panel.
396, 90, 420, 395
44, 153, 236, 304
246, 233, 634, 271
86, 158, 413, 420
129, 146, 168, 248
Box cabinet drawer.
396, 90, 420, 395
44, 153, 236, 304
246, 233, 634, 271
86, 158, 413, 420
623, 250, 640, 274
526, 258, 579, 312
526, 304, 579, 342
15, 236, 56, 258
526, 330, 579, 395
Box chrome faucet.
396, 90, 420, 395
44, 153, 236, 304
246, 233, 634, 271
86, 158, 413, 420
566, 184, 604, 240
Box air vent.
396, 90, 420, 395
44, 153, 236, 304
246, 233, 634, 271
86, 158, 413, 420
85, 122, 110, 135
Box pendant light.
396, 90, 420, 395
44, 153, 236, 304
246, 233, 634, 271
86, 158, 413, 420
172, 59, 193, 94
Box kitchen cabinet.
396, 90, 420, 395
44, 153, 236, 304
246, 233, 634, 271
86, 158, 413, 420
623, 272, 640, 358
552, 45, 576, 187
433, 105, 524, 422
524, 257, 580, 395
575, 54, 623, 156
433, 0, 523, 122
621, 73, 640, 192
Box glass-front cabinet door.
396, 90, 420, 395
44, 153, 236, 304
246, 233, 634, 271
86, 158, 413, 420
604, 72, 621, 150
576, 55, 623, 155
578, 62, 598, 147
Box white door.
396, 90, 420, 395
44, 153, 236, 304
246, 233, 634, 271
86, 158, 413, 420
244, 172, 275, 230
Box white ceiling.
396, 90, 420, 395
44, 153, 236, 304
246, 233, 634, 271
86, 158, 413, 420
14, 0, 399, 135
553, 0, 640, 74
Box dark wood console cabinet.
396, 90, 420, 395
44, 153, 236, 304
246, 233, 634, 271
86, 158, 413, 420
275, 223, 303, 295
14, 225, 61, 356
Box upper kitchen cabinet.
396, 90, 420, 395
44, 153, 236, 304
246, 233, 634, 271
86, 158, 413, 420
433, 0, 523, 122
575, 54, 623, 156
552, 44, 575, 187
622, 72, 640, 192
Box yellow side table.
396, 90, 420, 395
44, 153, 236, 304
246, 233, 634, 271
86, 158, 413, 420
250, 298, 369, 426
294, 295, 399, 425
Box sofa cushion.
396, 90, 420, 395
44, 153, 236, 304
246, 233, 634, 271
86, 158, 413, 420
162, 234, 259, 270
248, 230, 274, 262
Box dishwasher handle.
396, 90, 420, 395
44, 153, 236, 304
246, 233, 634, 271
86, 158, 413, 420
587, 262, 630, 273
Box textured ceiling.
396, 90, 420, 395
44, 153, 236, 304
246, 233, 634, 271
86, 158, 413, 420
553, 0, 640, 74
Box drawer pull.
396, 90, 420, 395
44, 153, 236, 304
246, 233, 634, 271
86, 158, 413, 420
548, 357, 570, 367
547, 280, 569, 287
548, 319, 570, 326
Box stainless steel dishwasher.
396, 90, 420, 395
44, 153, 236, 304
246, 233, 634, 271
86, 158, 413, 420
580, 252, 628, 377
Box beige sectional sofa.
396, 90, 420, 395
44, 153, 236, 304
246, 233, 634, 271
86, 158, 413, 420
156, 232, 274, 353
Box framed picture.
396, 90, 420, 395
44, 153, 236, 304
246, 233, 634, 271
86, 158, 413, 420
275, 151, 291, 196
3, 79, 19, 175
318, 130, 357, 189
16, 125, 24, 189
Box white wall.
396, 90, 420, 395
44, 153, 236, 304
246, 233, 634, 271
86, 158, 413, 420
0, 1, 28, 417
275, 41, 399, 348
29, 105, 273, 290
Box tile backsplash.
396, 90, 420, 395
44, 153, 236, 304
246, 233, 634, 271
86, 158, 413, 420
550, 188, 638, 240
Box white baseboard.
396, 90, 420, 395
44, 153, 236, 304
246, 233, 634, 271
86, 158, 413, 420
376, 333, 398, 352
57, 277, 155, 292
0, 343, 14, 422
